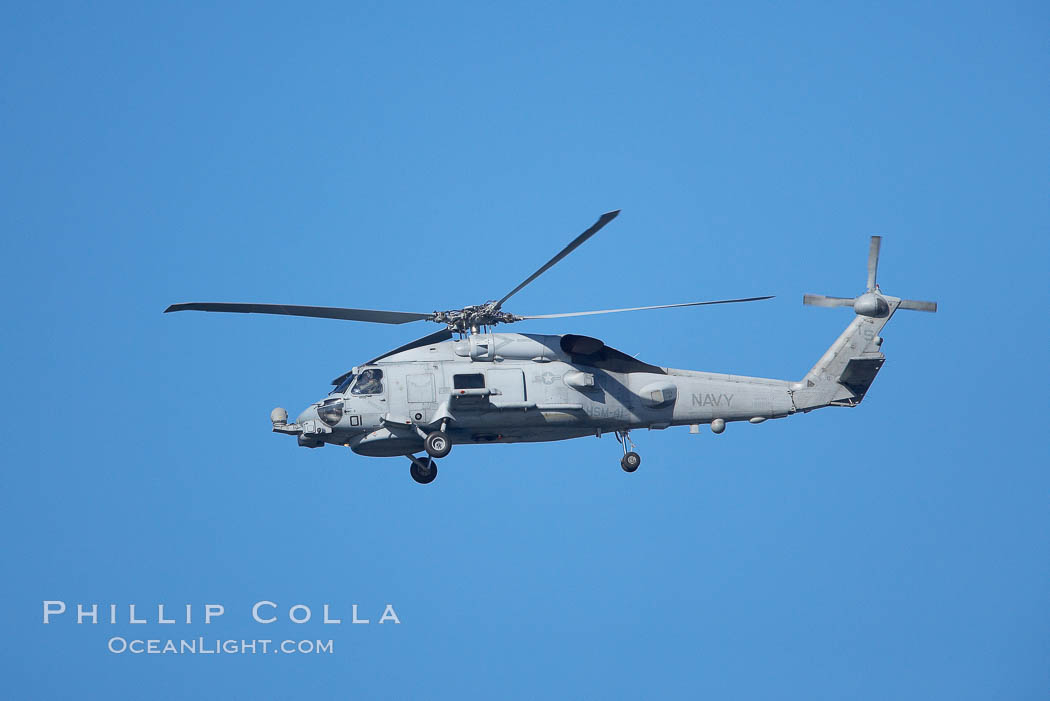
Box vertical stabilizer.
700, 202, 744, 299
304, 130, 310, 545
791, 237, 936, 412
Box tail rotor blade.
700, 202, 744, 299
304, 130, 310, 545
803, 294, 855, 308
898, 299, 938, 312
867, 236, 882, 291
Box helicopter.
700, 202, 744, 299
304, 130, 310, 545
166, 211, 936, 484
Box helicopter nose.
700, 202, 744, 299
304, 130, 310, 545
297, 406, 318, 425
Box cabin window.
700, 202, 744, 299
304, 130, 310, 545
453, 373, 485, 389
351, 368, 384, 395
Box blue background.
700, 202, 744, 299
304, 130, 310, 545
3, 2, 1047, 698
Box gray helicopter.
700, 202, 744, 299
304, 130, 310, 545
166, 211, 936, 484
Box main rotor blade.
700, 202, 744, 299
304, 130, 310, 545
803, 294, 855, 308
520, 296, 774, 319
495, 210, 620, 309
867, 236, 882, 291
164, 302, 432, 324
898, 299, 938, 312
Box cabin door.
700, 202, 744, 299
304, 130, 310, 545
486, 368, 526, 406
406, 371, 436, 422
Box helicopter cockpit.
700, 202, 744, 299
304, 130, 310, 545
330, 368, 385, 396
316, 367, 386, 428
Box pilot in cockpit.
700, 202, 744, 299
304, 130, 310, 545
353, 369, 383, 395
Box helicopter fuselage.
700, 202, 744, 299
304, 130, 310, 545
281, 332, 796, 457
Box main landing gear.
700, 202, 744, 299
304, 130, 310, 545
615, 430, 641, 473
410, 422, 451, 484
424, 430, 451, 459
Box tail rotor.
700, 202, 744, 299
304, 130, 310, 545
794, 235, 938, 411
804, 236, 937, 317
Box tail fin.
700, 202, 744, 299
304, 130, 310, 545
791, 237, 936, 412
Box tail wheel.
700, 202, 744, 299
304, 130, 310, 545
621, 452, 641, 472
409, 456, 438, 484
424, 430, 452, 459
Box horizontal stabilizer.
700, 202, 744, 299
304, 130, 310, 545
835, 356, 886, 404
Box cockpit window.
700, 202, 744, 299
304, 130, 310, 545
351, 368, 384, 395
318, 397, 344, 426
332, 373, 356, 395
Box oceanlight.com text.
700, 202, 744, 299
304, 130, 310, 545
107, 637, 334, 655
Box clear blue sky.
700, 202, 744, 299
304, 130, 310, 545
3, 2, 1047, 699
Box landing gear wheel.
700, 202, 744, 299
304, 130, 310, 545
409, 456, 438, 484
621, 451, 641, 472
424, 430, 451, 459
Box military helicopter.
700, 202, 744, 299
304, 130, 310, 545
166, 211, 936, 484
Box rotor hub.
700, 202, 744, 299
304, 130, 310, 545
430, 302, 521, 332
